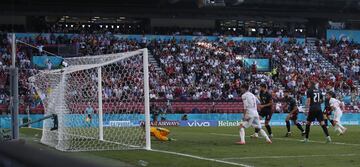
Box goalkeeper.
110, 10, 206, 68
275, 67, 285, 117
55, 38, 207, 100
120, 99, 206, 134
84, 103, 94, 125
150, 127, 175, 141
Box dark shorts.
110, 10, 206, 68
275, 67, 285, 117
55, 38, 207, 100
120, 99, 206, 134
307, 108, 324, 122
323, 109, 331, 120
289, 112, 299, 121
259, 109, 273, 121
323, 108, 332, 116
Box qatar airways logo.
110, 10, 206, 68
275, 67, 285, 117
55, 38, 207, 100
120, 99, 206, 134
109, 121, 135, 127
139, 121, 180, 126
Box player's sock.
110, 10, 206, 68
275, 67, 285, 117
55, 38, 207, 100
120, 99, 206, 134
286, 121, 291, 132
250, 133, 259, 138
338, 124, 346, 131
324, 119, 328, 127
265, 125, 272, 135
251, 128, 259, 138
239, 128, 245, 142
335, 125, 343, 134
321, 124, 330, 137
326, 136, 332, 143
305, 124, 310, 139
302, 138, 309, 143
259, 129, 271, 142
295, 122, 304, 132
340, 125, 347, 134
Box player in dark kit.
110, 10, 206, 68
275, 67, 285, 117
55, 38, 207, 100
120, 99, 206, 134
284, 90, 305, 137
303, 82, 331, 143
252, 83, 273, 138
323, 94, 335, 127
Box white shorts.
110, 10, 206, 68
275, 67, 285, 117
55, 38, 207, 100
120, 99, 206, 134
241, 116, 262, 129
332, 110, 342, 123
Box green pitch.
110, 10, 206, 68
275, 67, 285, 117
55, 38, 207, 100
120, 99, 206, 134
20, 126, 360, 167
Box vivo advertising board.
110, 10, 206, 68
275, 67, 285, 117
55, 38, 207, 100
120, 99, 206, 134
180, 121, 218, 127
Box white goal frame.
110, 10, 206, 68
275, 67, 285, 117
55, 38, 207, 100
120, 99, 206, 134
31, 48, 151, 151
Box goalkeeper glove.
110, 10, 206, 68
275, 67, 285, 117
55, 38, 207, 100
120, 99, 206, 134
168, 138, 176, 141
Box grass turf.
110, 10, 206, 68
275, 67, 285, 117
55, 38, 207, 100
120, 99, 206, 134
20, 126, 360, 167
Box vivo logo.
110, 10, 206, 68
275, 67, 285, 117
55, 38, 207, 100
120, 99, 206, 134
187, 121, 211, 127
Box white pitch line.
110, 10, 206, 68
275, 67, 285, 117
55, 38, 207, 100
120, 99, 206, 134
151, 149, 253, 167
210, 133, 360, 147
28, 128, 252, 166
26, 127, 42, 130
222, 153, 359, 160
27, 127, 141, 149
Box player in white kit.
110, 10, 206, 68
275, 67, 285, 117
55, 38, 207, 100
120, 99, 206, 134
237, 84, 272, 145
326, 92, 347, 135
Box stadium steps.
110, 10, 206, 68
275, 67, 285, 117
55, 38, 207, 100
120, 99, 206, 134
149, 53, 165, 74
306, 37, 339, 74
306, 37, 317, 50
307, 38, 360, 93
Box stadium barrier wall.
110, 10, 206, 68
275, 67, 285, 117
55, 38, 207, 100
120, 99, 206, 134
243, 58, 270, 71
1, 113, 360, 129
327, 29, 360, 43
32, 55, 63, 68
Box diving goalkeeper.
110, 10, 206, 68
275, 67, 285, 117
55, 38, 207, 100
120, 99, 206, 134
150, 127, 175, 141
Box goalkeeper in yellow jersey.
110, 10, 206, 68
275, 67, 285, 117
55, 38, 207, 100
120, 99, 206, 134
150, 127, 175, 141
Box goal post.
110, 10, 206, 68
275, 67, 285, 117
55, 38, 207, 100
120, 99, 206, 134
97, 66, 103, 141
30, 48, 151, 151
143, 48, 151, 150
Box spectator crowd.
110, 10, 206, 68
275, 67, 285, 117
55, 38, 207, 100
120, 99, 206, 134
0, 31, 359, 114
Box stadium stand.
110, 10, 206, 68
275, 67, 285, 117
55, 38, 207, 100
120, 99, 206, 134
0, 32, 359, 114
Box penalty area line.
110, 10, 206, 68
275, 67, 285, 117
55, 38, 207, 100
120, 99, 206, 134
210, 133, 360, 147
151, 149, 253, 167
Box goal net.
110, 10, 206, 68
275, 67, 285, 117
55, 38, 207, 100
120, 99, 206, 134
30, 49, 151, 152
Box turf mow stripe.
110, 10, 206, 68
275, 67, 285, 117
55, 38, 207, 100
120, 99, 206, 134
210, 133, 360, 147
222, 153, 359, 160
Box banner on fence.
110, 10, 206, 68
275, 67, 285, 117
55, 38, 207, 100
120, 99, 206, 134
180, 121, 218, 127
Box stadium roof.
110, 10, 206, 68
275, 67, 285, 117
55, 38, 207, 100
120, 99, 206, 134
1, 0, 359, 20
